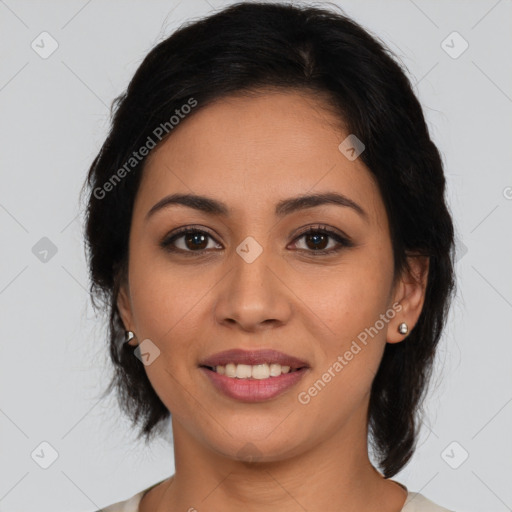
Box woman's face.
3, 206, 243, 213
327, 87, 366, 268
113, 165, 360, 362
117, 90, 427, 462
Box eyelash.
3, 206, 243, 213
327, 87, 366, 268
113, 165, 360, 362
160, 224, 354, 256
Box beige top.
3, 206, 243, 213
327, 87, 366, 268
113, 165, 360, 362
98, 478, 454, 511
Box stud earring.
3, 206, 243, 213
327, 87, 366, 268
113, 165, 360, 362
125, 330, 137, 344
398, 322, 409, 335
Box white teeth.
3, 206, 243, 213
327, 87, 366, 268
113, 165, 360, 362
214, 363, 294, 379
235, 364, 252, 379
269, 363, 283, 377
225, 363, 237, 378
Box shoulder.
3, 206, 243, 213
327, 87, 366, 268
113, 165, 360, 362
94, 476, 170, 512
402, 491, 455, 512
95, 490, 145, 512
96, 482, 457, 512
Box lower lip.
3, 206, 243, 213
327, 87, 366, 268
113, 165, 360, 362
199, 366, 308, 402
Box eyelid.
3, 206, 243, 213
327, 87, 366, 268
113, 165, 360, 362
292, 224, 350, 242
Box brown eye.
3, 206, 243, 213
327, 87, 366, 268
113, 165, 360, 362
291, 226, 354, 255
160, 225, 354, 256
182, 231, 209, 250
161, 228, 222, 253
302, 232, 330, 251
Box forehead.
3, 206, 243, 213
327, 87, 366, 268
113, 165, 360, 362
137, 90, 384, 224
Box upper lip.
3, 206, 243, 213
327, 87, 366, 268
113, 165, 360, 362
199, 349, 309, 370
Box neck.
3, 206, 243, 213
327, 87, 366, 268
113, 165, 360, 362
147, 406, 407, 512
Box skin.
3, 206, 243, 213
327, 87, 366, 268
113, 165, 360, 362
117, 89, 429, 512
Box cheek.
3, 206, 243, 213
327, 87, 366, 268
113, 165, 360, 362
128, 246, 207, 335
126, 259, 204, 413
296, 273, 391, 427
293, 250, 394, 399
295, 252, 394, 340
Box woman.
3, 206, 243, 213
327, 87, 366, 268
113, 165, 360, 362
83, 2, 457, 511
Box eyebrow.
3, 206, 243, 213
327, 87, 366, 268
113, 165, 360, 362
145, 192, 368, 222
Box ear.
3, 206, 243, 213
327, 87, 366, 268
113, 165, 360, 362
387, 254, 429, 344
117, 281, 138, 347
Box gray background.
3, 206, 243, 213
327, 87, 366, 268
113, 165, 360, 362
1, 0, 511, 511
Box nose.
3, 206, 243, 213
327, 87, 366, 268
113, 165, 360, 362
213, 245, 293, 332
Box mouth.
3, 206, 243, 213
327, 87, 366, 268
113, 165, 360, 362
198, 348, 310, 377
198, 348, 310, 402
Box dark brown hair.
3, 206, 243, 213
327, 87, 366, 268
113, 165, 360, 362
81, 1, 456, 477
